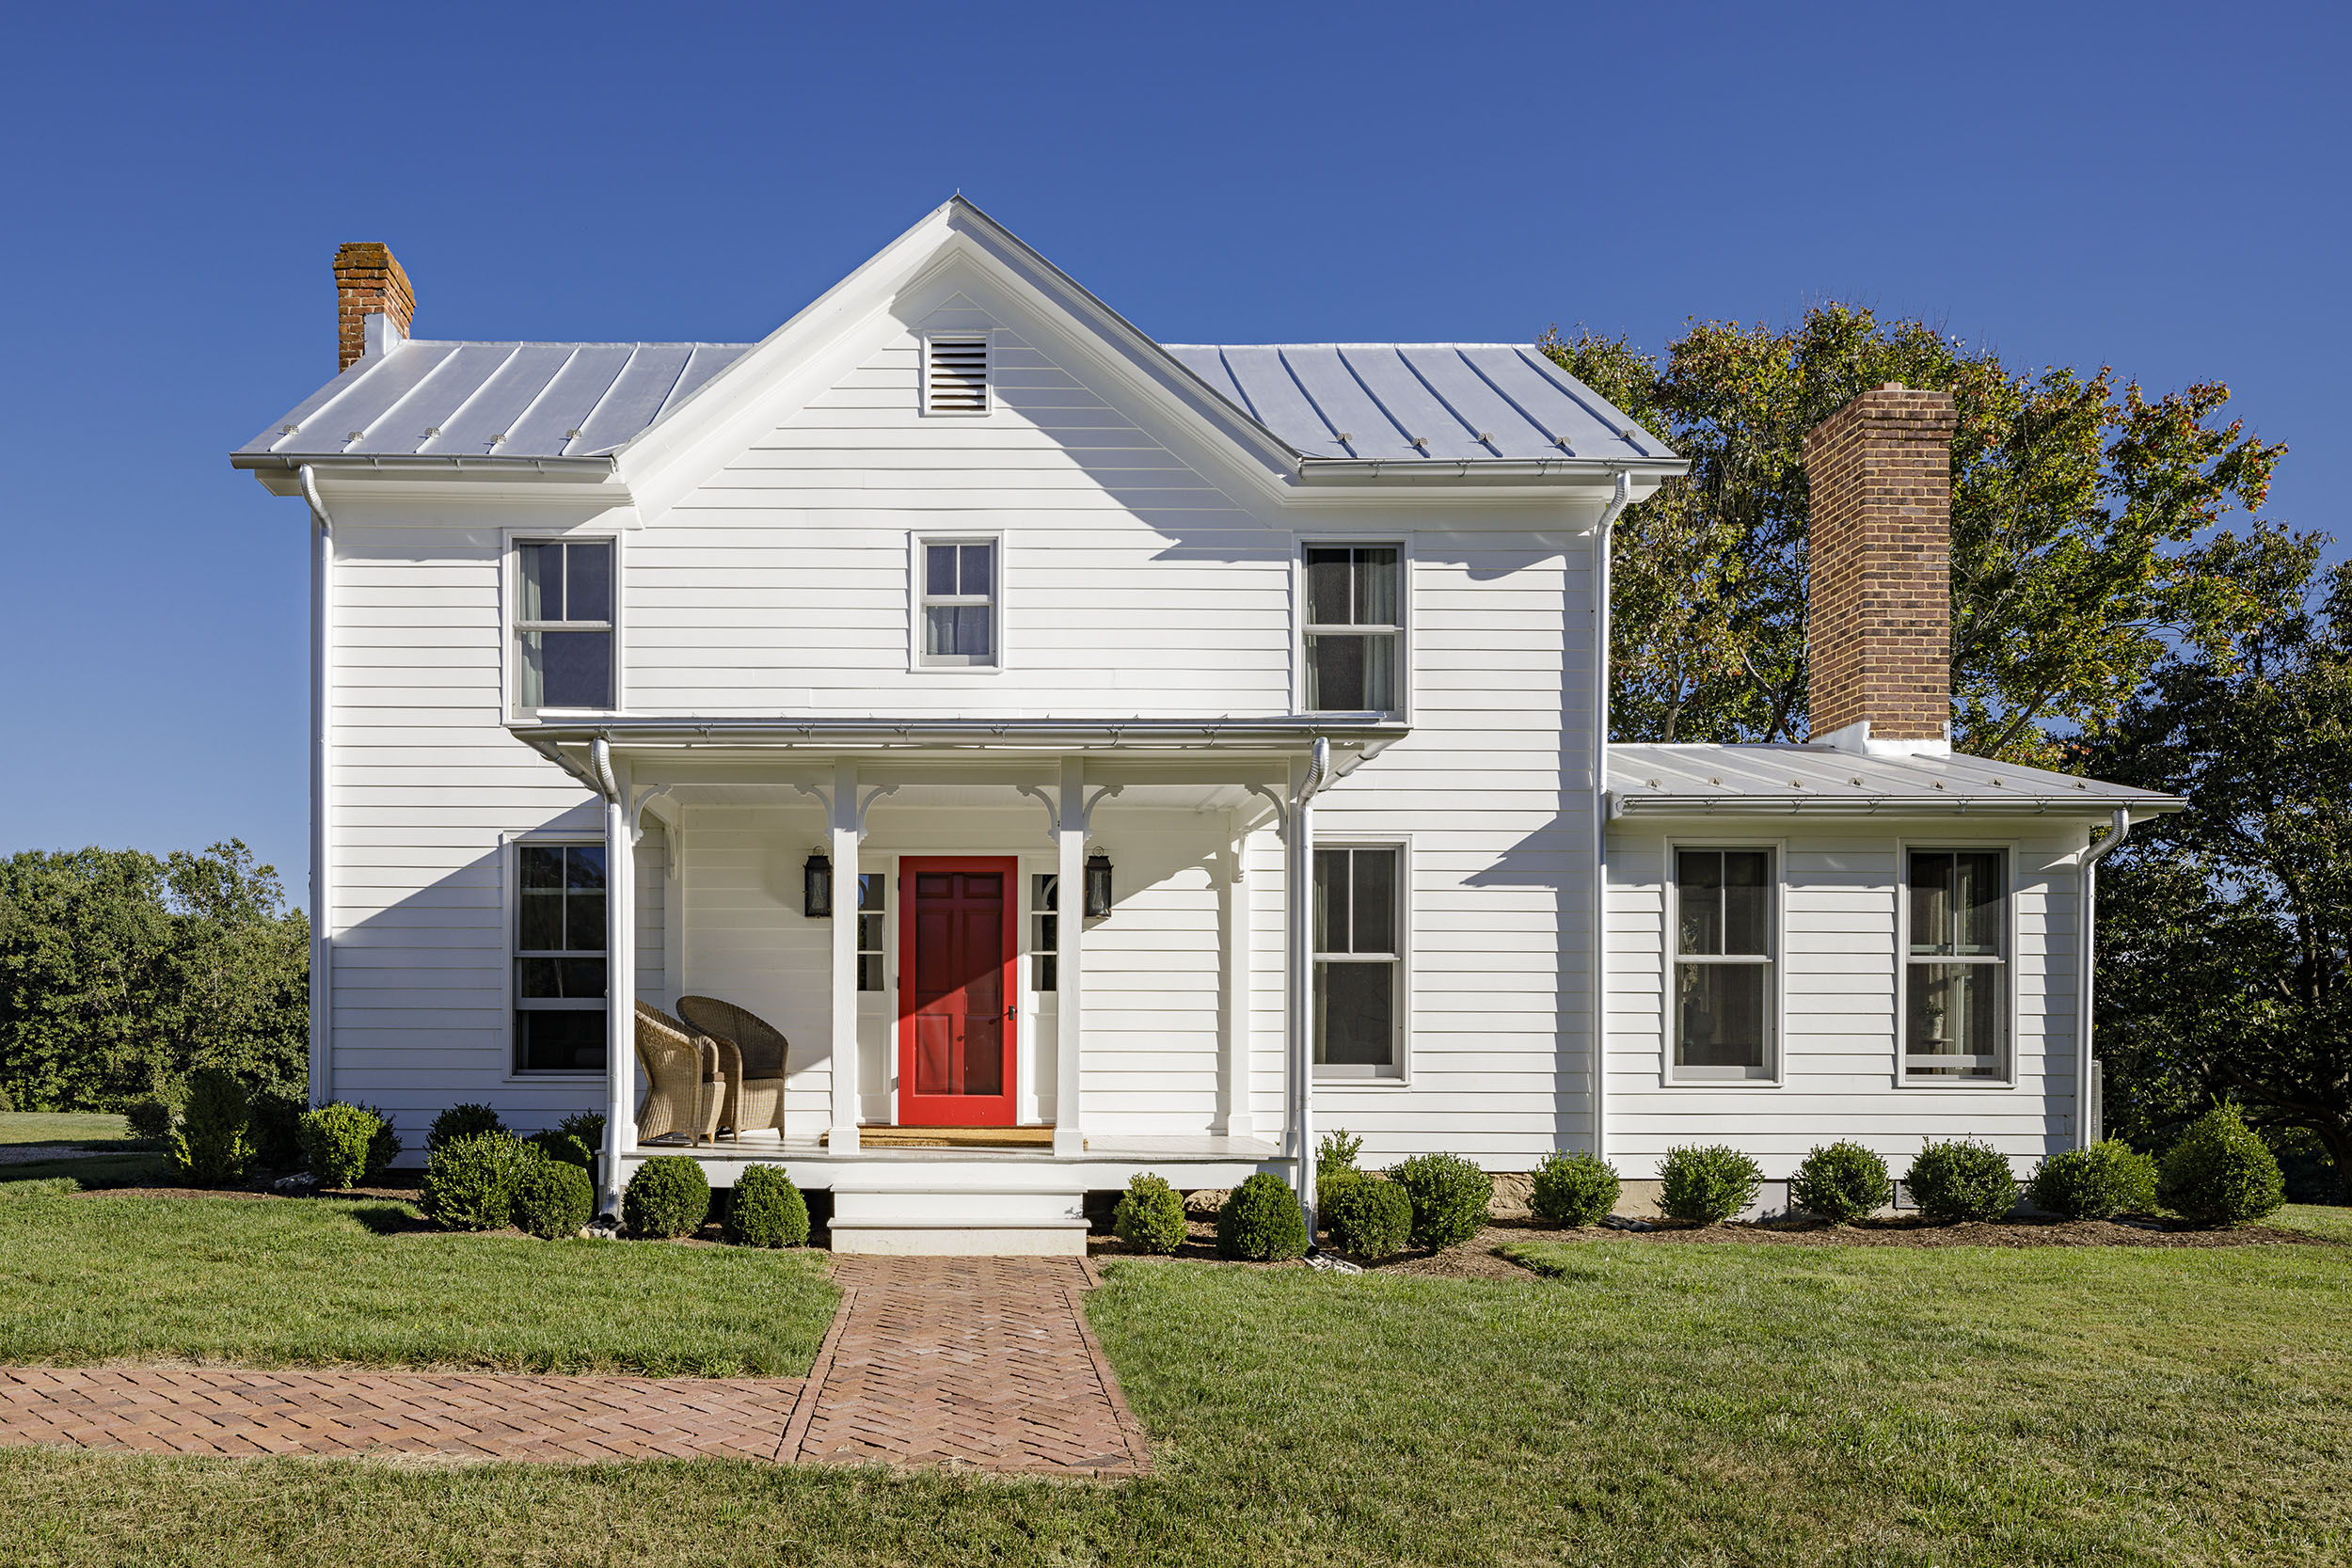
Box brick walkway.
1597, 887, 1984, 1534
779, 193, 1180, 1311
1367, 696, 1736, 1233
0, 1257, 1149, 1477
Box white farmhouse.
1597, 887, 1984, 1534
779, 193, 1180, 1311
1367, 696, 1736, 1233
233, 200, 2174, 1250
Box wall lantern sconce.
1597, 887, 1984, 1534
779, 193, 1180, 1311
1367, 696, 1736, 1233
1084, 849, 1114, 918
803, 850, 834, 919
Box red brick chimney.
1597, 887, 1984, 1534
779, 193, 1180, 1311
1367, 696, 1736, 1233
334, 243, 415, 371
1803, 384, 1959, 754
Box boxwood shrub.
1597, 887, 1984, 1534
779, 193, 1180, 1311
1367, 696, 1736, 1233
1530, 1150, 1620, 1227
510, 1158, 595, 1240
1907, 1138, 2017, 1223
1217, 1172, 1308, 1260
526, 1129, 595, 1170
1315, 1127, 1364, 1216
2159, 1104, 2285, 1226
1386, 1152, 1493, 1250
724, 1164, 810, 1247
420, 1132, 539, 1231
1113, 1172, 1187, 1255
427, 1102, 506, 1153
1658, 1144, 1762, 1225
1326, 1174, 1412, 1258
1788, 1141, 1892, 1224
625, 1154, 712, 1240
298, 1102, 393, 1189
2028, 1139, 2159, 1219
169, 1069, 254, 1186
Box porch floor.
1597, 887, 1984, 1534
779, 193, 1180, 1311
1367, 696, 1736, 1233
623, 1131, 1287, 1195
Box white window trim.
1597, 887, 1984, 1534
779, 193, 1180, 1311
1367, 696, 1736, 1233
503, 830, 612, 1082
919, 330, 993, 418
1661, 836, 1787, 1088
908, 530, 1007, 673
502, 528, 624, 720
1311, 835, 1412, 1086
1895, 839, 2021, 1089
1293, 535, 1412, 721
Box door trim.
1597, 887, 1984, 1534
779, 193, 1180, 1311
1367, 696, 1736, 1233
896, 855, 1019, 1127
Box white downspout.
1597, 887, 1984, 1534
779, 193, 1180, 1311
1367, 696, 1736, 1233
1294, 735, 1329, 1242
1590, 471, 1631, 1165
2076, 808, 2131, 1148
300, 466, 334, 1109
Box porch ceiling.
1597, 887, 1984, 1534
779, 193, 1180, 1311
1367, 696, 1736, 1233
651, 779, 1265, 812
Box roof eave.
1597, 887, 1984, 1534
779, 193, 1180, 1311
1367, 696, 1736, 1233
1295, 455, 1688, 485
1609, 793, 2185, 819
230, 452, 618, 476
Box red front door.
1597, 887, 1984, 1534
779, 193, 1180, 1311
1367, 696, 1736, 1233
898, 857, 1018, 1127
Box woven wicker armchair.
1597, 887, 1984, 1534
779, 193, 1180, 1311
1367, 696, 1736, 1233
633, 1002, 727, 1146
675, 995, 790, 1141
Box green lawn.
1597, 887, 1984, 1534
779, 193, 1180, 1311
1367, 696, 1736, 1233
2274, 1201, 2352, 1242
0, 1220, 2344, 1566
0, 1110, 136, 1147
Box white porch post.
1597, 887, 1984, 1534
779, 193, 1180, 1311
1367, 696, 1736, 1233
598, 744, 636, 1214
1054, 756, 1087, 1157
1216, 809, 1253, 1137
828, 760, 862, 1152
1287, 752, 1319, 1234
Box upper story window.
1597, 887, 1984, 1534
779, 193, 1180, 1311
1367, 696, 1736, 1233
924, 334, 990, 414
1674, 847, 1775, 1081
1304, 546, 1400, 712
514, 841, 606, 1073
1905, 849, 2008, 1081
516, 539, 613, 710
1313, 845, 1403, 1079
921, 539, 998, 667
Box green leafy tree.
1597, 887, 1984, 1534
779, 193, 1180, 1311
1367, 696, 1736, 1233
1543, 306, 2304, 763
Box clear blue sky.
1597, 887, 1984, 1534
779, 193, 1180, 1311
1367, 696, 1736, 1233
2, 2, 2344, 903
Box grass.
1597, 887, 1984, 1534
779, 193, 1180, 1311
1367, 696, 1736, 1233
2274, 1201, 2352, 1243
0, 1110, 136, 1147
0, 1228, 2345, 1565
0, 1194, 836, 1376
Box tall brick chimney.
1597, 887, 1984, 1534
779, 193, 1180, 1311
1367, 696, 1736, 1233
1804, 383, 1959, 755
333, 243, 415, 371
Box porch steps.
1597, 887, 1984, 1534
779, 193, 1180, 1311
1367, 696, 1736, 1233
827, 1168, 1090, 1257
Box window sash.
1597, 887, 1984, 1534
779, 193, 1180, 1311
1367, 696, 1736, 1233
919, 540, 997, 665
1670, 847, 1775, 1079
1902, 850, 2010, 1080
515, 840, 608, 1072
1312, 847, 1402, 1075
516, 540, 614, 709
1303, 546, 1402, 713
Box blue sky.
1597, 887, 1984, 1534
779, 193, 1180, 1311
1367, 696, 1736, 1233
2, 1, 2344, 902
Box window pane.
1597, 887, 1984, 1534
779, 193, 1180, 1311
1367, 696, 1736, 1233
565, 542, 612, 623
516, 1007, 607, 1072
519, 629, 547, 707
518, 957, 607, 999
925, 605, 993, 658
519, 542, 560, 622
1037, 912, 1057, 953
1721, 850, 1771, 956
1954, 852, 2003, 956
960, 542, 993, 597
1036, 952, 1057, 992
1910, 851, 1954, 955
858, 872, 885, 912
857, 954, 884, 993
857, 911, 885, 954
1305, 547, 1354, 626
1306, 633, 1368, 710
564, 892, 606, 952
1313, 848, 1350, 954
926, 544, 958, 596
1907, 961, 2004, 1075
1351, 848, 1396, 955
518, 890, 564, 951
519, 846, 565, 890
1355, 547, 1399, 626
1676, 961, 1767, 1068
1035, 873, 1057, 913
1314, 960, 1395, 1067
537, 630, 612, 708
1677, 850, 1724, 956
565, 846, 606, 892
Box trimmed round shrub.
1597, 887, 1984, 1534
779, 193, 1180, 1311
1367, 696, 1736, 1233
420, 1132, 539, 1231
1217, 1172, 1309, 1260
2159, 1104, 2285, 1226
169, 1069, 255, 1186
1658, 1144, 1763, 1225
298, 1102, 389, 1189
625, 1154, 712, 1240
1114, 1173, 1187, 1255
355, 1104, 404, 1179
511, 1158, 595, 1240
725, 1165, 810, 1247
2028, 1139, 2159, 1220
527, 1129, 596, 1170
428, 1102, 506, 1152
1907, 1138, 2017, 1223
1325, 1174, 1413, 1258
124, 1090, 181, 1143
1530, 1150, 1620, 1227
1788, 1142, 1893, 1224
1386, 1152, 1494, 1250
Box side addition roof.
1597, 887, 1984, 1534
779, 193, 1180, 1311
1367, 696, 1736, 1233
1606, 744, 2182, 819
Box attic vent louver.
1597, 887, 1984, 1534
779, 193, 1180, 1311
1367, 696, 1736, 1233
925, 334, 990, 414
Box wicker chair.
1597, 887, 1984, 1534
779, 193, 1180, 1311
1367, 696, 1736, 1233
675, 995, 791, 1141
633, 1002, 727, 1146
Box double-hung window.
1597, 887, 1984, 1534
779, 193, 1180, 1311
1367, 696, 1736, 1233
1303, 546, 1401, 712
1673, 847, 1775, 1080
516, 539, 613, 710
1905, 849, 2008, 1080
920, 539, 997, 667
1313, 846, 1402, 1078
515, 842, 607, 1073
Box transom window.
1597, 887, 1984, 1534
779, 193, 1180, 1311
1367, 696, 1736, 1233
1674, 848, 1774, 1081
516, 539, 613, 710
1304, 546, 1401, 712
921, 539, 997, 667
856, 873, 886, 992
1906, 849, 2008, 1080
1032, 873, 1059, 992
515, 842, 606, 1073
1313, 846, 1402, 1078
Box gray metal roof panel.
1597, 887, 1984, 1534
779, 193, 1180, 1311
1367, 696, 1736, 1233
566, 344, 697, 455
1171, 346, 1349, 456
416, 343, 569, 455
1606, 743, 2180, 815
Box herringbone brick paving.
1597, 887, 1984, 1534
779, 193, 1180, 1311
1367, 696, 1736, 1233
0, 1256, 1150, 1476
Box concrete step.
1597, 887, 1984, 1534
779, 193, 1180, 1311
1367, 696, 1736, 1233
827, 1177, 1090, 1257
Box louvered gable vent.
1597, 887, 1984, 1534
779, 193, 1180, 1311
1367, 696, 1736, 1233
925, 334, 990, 414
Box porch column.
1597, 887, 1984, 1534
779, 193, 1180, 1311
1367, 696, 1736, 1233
829, 759, 861, 1153
1216, 809, 1253, 1137
600, 748, 636, 1214
1286, 753, 1319, 1234
1055, 756, 1087, 1156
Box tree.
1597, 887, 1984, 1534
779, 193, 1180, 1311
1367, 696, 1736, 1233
1543, 306, 2306, 763
2089, 563, 2352, 1199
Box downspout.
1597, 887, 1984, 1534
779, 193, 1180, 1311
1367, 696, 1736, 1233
1589, 472, 1631, 1166
1294, 735, 1330, 1243
300, 466, 334, 1109
2076, 808, 2131, 1148
591, 737, 630, 1214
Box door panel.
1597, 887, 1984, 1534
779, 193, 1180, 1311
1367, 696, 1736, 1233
897, 857, 1019, 1126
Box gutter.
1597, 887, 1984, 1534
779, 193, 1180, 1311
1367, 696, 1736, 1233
300, 465, 334, 1108
232, 453, 618, 475
1590, 472, 1631, 1168
1295, 456, 1686, 485
2076, 808, 2132, 1149
1294, 736, 1329, 1245
1608, 795, 2176, 817
513, 715, 1408, 752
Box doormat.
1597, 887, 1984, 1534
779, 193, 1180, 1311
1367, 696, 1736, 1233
840, 1126, 1058, 1149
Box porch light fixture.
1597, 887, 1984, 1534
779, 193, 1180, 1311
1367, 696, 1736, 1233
1084, 850, 1114, 918
803, 850, 834, 919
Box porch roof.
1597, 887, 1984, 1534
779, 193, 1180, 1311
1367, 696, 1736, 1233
1606, 743, 2182, 819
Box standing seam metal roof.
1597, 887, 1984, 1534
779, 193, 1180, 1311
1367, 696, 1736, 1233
1606, 744, 2181, 815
